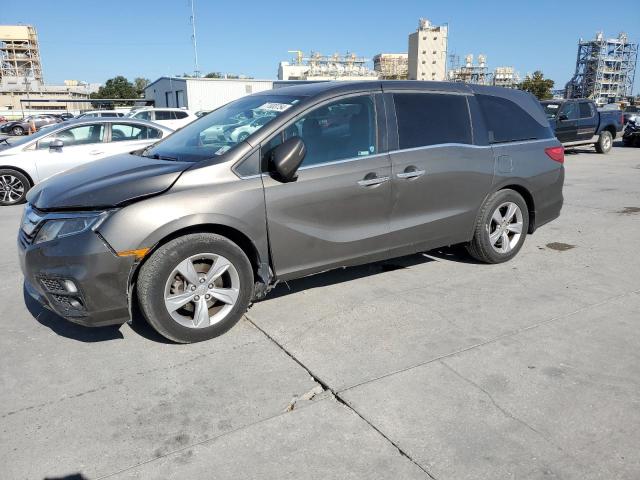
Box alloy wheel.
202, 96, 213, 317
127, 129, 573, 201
488, 201, 524, 254
163, 253, 240, 329
0, 174, 25, 204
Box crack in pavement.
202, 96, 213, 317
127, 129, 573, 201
338, 287, 640, 394
245, 314, 438, 480
439, 360, 592, 473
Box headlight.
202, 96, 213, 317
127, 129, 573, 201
33, 213, 105, 245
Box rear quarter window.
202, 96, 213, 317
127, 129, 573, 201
174, 111, 189, 119
476, 94, 552, 143
393, 93, 472, 149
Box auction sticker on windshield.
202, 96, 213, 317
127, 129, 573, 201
258, 102, 294, 112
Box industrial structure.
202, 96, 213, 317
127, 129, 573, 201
373, 53, 408, 80
492, 66, 520, 88
0, 25, 43, 87
278, 51, 378, 81
408, 18, 448, 81
565, 31, 638, 105
448, 54, 490, 85
0, 25, 97, 118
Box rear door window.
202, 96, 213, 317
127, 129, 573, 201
579, 102, 594, 118
393, 93, 472, 149
155, 110, 173, 121
111, 123, 162, 142
476, 94, 552, 143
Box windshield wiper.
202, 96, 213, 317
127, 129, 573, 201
0, 138, 9, 145
144, 153, 179, 161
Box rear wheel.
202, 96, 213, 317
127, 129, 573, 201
595, 130, 612, 154
466, 189, 529, 264
137, 233, 254, 343
0, 169, 31, 206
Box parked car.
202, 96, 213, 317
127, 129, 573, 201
0, 115, 61, 136
623, 105, 639, 125
0, 118, 172, 205
76, 110, 125, 119
18, 81, 564, 343
126, 107, 198, 130
226, 113, 276, 142
622, 114, 639, 147
541, 99, 623, 153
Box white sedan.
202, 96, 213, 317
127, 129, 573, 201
0, 118, 173, 206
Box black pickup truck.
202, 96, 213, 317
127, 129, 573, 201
541, 99, 623, 154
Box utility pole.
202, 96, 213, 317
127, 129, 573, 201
190, 0, 200, 78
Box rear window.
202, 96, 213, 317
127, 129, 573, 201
393, 93, 472, 149
477, 94, 551, 143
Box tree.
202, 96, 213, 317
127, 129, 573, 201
519, 71, 555, 100
204, 72, 223, 78
90, 76, 138, 99
133, 77, 150, 97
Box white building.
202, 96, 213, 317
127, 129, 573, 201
408, 18, 448, 81
144, 77, 277, 112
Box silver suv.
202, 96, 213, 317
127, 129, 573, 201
18, 81, 564, 343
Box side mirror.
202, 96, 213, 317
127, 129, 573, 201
558, 113, 569, 122
271, 137, 306, 182
49, 139, 64, 151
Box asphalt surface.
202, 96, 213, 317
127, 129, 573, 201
1, 144, 639, 479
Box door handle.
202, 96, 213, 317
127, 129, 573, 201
89, 150, 104, 155
357, 175, 390, 187
396, 168, 426, 179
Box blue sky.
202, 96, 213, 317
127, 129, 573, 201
2, 0, 638, 92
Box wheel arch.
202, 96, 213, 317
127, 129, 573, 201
0, 165, 35, 187
499, 184, 536, 233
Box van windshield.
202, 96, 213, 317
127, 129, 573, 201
141, 94, 302, 162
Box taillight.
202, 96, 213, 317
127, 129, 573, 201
545, 145, 564, 163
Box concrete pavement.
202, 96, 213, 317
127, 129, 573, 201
1, 144, 639, 479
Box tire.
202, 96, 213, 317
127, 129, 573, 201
0, 169, 31, 206
137, 233, 254, 343
595, 130, 612, 154
11, 126, 24, 136
466, 189, 529, 264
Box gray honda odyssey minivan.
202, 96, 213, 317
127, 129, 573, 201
18, 81, 564, 343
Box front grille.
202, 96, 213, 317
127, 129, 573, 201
39, 277, 65, 293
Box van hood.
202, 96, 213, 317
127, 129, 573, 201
27, 153, 192, 210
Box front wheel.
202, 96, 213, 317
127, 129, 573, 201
466, 189, 529, 264
137, 233, 254, 343
11, 126, 24, 136
595, 131, 612, 154
0, 169, 31, 206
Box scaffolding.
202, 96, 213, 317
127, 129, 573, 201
565, 32, 638, 105
448, 54, 490, 85
373, 53, 408, 80
0, 25, 43, 86
280, 51, 379, 80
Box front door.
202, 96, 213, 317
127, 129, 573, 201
33, 123, 106, 181
262, 93, 393, 279
556, 102, 579, 143
387, 92, 495, 254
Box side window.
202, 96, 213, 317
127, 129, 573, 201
560, 102, 579, 120
134, 111, 152, 121
579, 102, 593, 119
174, 111, 188, 119
111, 123, 158, 142
155, 110, 173, 121
103, 112, 118, 117
37, 124, 105, 149
393, 93, 472, 148
476, 94, 552, 143
283, 95, 377, 167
